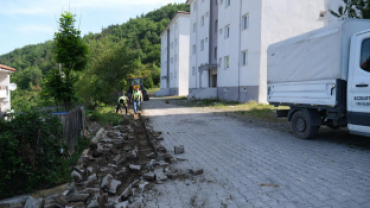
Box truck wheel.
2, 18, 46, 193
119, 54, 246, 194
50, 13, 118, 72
291, 110, 319, 139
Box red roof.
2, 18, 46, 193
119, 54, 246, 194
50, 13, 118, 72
0, 64, 16, 72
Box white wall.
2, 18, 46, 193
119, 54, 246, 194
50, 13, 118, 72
178, 16, 190, 95
188, 0, 211, 89
259, 0, 331, 103
0, 72, 11, 112
160, 32, 168, 89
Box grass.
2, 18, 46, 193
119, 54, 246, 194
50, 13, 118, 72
87, 105, 126, 126
165, 95, 188, 101
178, 98, 288, 122
146, 88, 160, 93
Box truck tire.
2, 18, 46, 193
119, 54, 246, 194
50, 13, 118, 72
291, 110, 319, 139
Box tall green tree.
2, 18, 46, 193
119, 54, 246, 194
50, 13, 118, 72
43, 11, 89, 110
330, 0, 370, 19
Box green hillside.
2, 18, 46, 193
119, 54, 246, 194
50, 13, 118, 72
0, 3, 189, 98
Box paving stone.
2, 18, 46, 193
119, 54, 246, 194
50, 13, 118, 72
141, 98, 370, 208
174, 145, 185, 155
71, 170, 83, 183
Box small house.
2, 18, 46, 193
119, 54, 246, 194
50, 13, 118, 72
0, 64, 16, 116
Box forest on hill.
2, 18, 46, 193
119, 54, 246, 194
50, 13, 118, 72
0, 3, 189, 107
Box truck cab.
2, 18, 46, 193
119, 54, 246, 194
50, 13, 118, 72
347, 30, 370, 136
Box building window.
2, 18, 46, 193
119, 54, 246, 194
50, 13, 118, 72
215, 47, 217, 59
201, 16, 205, 26
218, 58, 222, 67
242, 14, 249, 30
219, 28, 223, 35
206, 12, 209, 18
193, 45, 196, 55
193, 23, 197, 33
320, 11, 328, 18
225, 25, 230, 39
215, 20, 218, 32
201, 39, 204, 51
224, 56, 229, 69
170, 72, 173, 80
225, 0, 230, 8
242, 50, 248, 66
193, 1, 197, 11
175, 55, 178, 62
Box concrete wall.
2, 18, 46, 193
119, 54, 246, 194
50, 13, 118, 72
259, 0, 333, 103
159, 13, 190, 96
0, 72, 11, 113
160, 31, 168, 88
178, 16, 190, 96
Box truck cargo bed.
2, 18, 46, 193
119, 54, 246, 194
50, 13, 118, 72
268, 79, 338, 107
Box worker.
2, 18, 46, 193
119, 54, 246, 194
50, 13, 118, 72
131, 87, 142, 114
116, 94, 128, 115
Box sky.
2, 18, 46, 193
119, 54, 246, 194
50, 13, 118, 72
0, 0, 186, 56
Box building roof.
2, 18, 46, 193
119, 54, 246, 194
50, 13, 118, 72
159, 11, 190, 38
0, 64, 16, 72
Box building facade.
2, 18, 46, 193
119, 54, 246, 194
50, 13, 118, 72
0, 64, 16, 116
187, 0, 342, 103
156, 12, 190, 96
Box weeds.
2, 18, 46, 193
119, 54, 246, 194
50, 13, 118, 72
87, 106, 126, 126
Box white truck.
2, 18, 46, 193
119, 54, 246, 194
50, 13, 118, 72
267, 19, 370, 139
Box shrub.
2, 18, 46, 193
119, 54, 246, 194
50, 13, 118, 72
0, 111, 70, 199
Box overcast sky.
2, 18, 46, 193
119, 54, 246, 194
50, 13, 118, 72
0, 0, 185, 56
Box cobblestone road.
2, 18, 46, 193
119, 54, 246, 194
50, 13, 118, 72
142, 98, 370, 208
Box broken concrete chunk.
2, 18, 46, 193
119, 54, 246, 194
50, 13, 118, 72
143, 172, 155, 181
79, 188, 100, 195
101, 174, 121, 195
158, 145, 167, 152
174, 145, 185, 155
65, 202, 84, 208
67, 194, 89, 202
146, 152, 155, 158
87, 195, 99, 208
120, 187, 132, 201
113, 155, 125, 165
24, 196, 44, 208
52, 195, 69, 207
116, 168, 127, 177
71, 170, 83, 183
107, 178, 121, 195
73, 166, 85, 174
97, 167, 116, 177
189, 168, 204, 176
127, 150, 137, 158
129, 164, 141, 171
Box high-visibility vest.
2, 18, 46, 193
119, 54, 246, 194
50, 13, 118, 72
133, 91, 141, 101
118, 96, 127, 105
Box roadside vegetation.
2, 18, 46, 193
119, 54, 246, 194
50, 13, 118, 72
87, 105, 126, 126
175, 98, 288, 122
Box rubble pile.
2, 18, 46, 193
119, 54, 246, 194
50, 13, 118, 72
12, 115, 203, 208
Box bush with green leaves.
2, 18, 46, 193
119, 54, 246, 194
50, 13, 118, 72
0, 111, 70, 199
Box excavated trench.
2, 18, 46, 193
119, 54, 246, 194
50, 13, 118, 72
10, 107, 203, 208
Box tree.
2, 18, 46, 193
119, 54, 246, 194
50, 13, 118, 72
330, 0, 370, 19
52, 11, 89, 110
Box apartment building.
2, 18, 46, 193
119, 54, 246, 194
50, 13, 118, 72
156, 12, 190, 96
0, 64, 16, 116
187, 0, 342, 103
187, 0, 219, 99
